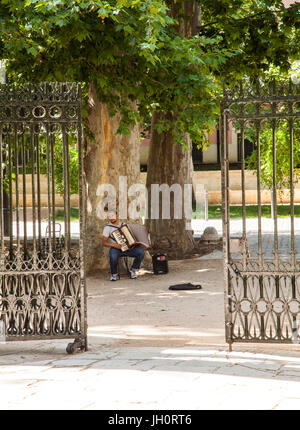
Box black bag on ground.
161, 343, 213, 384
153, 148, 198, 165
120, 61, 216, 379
152, 253, 168, 275
169, 283, 202, 290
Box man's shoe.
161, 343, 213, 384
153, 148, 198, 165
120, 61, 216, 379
110, 274, 120, 281
129, 270, 137, 279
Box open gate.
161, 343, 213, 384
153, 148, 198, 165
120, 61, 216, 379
221, 79, 300, 349
0, 82, 87, 354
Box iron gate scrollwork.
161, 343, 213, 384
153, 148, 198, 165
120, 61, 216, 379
0, 82, 87, 353
221, 79, 300, 348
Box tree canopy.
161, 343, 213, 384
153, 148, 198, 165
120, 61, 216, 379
0, 0, 299, 144
0, 0, 229, 143
199, 0, 299, 78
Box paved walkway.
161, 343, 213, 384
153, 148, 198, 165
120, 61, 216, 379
2, 217, 300, 411
1, 257, 300, 411
1, 342, 300, 410
11, 216, 300, 259
193, 218, 300, 259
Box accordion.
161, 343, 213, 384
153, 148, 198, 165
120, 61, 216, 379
111, 223, 151, 252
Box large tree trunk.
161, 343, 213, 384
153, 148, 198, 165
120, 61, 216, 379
145, 1, 199, 259
83, 82, 140, 274
146, 112, 195, 258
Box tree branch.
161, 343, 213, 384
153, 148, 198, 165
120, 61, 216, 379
199, 10, 273, 30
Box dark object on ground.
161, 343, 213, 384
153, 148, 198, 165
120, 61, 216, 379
152, 252, 168, 274
169, 283, 202, 290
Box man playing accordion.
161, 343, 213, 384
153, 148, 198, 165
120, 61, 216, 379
102, 209, 145, 281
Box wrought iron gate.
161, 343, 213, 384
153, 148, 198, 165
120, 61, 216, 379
0, 82, 87, 354
221, 79, 300, 349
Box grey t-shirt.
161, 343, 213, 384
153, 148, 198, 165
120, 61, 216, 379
102, 223, 124, 244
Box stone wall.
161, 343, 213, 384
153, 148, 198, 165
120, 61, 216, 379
140, 170, 300, 205
11, 174, 79, 208
12, 170, 300, 208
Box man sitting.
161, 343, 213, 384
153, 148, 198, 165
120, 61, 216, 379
102, 209, 145, 281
